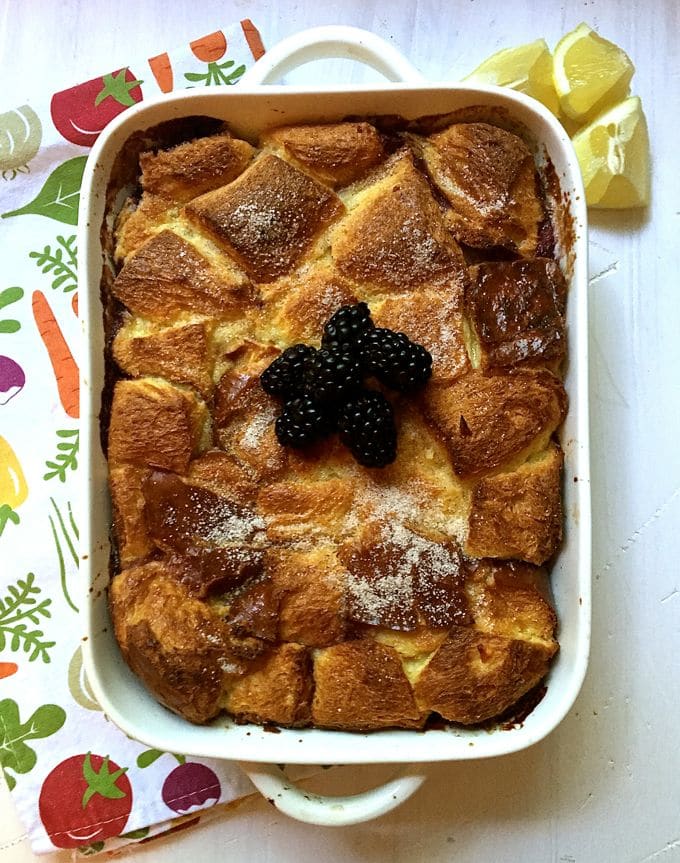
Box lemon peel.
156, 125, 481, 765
463, 38, 559, 114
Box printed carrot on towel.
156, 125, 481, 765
148, 52, 174, 93
32, 290, 79, 418
0, 662, 18, 679
71, 292, 78, 317
190, 31, 227, 63
241, 19, 265, 60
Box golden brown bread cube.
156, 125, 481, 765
112, 229, 253, 321
112, 317, 215, 398
213, 360, 289, 480
108, 465, 153, 567
114, 194, 177, 263
412, 625, 556, 724
467, 258, 567, 370
110, 562, 245, 724
259, 264, 359, 346
338, 520, 470, 630
265, 545, 347, 647
373, 288, 471, 383
312, 639, 424, 730
141, 470, 266, 552
224, 643, 313, 726
139, 132, 255, 202
186, 450, 260, 505
422, 368, 567, 479
185, 154, 344, 282
107, 378, 208, 474
420, 122, 544, 256
465, 558, 557, 646
105, 119, 567, 730
412, 557, 558, 724
115, 133, 255, 263
466, 443, 564, 565
332, 151, 468, 295
258, 478, 355, 542
265, 121, 386, 187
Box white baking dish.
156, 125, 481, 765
79, 26, 590, 826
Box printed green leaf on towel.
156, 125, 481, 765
44, 428, 79, 482
119, 827, 150, 840
29, 235, 78, 293
0, 698, 66, 790
0, 504, 20, 535
136, 749, 186, 769
184, 60, 246, 86
48, 497, 79, 614
0, 287, 24, 334
1, 156, 86, 225
77, 842, 106, 856
95, 70, 144, 108
0, 573, 55, 663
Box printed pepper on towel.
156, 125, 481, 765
0, 435, 27, 536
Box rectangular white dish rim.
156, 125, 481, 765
79, 80, 591, 766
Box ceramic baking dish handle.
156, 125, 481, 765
239, 761, 426, 826
239, 25, 425, 86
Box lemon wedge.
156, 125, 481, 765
463, 38, 559, 114
553, 22, 634, 121
571, 96, 650, 208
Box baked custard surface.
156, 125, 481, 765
106, 117, 567, 730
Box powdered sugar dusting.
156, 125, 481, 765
348, 566, 416, 628
183, 485, 266, 546
344, 517, 464, 629
241, 403, 277, 450
312, 282, 354, 321
363, 481, 422, 524
231, 198, 290, 243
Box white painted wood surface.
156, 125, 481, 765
1, 0, 679, 860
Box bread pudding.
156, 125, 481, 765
104, 115, 567, 730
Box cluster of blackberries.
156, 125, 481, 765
260, 303, 432, 467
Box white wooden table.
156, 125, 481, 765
1, 1, 679, 860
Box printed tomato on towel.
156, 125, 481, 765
50, 69, 143, 147
38, 753, 132, 848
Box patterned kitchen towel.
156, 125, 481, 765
0, 19, 273, 857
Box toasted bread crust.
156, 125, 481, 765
420, 122, 544, 257
185, 154, 344, 282
413, 624, 556, 724
264, 122, 386, 187
467, 258, 567, 370
422, 369, 567, 479
333, 151, 468, 294
312, 639, 425, 730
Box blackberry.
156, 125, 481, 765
303, 346, 363, 404
260, 344, 316, 400
275, 396, 335, 448
338, 390, 397, 467
361, 328, 432, 392
321, 302, 374, 351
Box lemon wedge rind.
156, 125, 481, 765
463, 38, 560, 114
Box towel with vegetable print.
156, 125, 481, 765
0, 19, 293, 856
